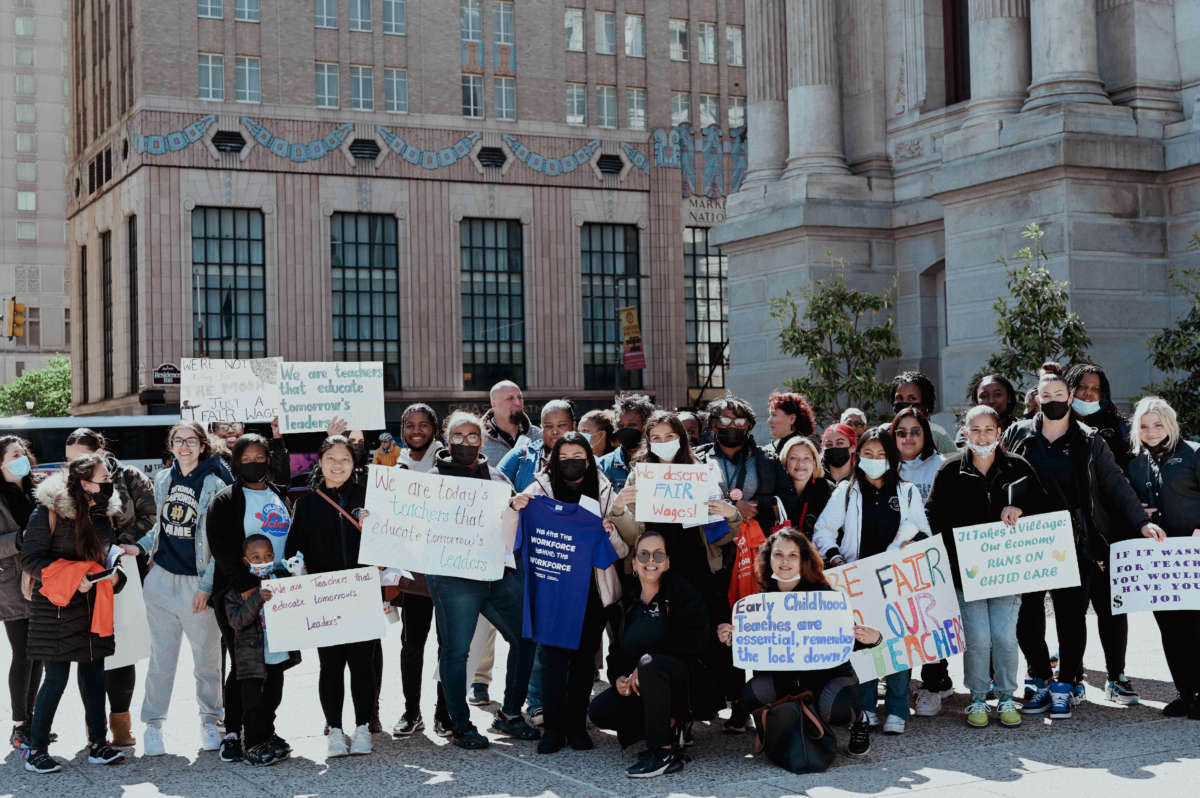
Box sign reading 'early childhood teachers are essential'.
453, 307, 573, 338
1109, 538, 1200, 614
954, 511, 1080, 601
633, 462, 711, 525
731, 591, 855, 671
262, 567, 386, 651
278, 361, 385, 434
359, 465, 512, 581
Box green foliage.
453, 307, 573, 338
1144, 233, 1200, 434
972, 223, 1091, 393
769, 255, 902, 423
0, 356, 72, 417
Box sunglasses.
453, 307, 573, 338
894, 429, 923, 439
636, 550, 667, 564
449, 433, 482, 445
213, 424, 244, 435
714, 416, 750, 428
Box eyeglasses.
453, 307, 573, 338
714, 416, 750, 428
636, 550, 667, 563
894, 429, 922, 439
173, 437, 201, 448
847, 421, 867, 429
449, 433, 482, 445
213, 423, 243, 435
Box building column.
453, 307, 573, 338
783, 0, 849, 176
963, 0, 1031, 124
743, 0, 788, 186
1022, 0, 1110, 110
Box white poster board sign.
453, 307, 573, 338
279, 361, 385, 434
180, 357, 283, 424
633, 462, 711, 525
731, 591, 855, 671
359, 465, 512, 581
106, 556, 151, 671
262, 567, 386, 650
1110, 538, 1200, 615
954, 511, 1081, 601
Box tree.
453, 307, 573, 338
1144, 233, 1200, 435
0, 355, 72, 417
769, 255, 902, 424
973, 223, 1091, 391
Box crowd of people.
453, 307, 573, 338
2, 364, 1197, 777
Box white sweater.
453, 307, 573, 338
812, 478, 931, 563
899, 453, 944, 502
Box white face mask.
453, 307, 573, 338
650, 439, 681, 461
772, 572, 801, 586
967, 440, 1000, 459
859, 456, 889, 480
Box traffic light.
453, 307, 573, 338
4, 298, 26, 340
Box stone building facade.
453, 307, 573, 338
715, 0, 1200, 424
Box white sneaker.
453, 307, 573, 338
349, 724, 372, 755
864, 710, 879, 727
327, 728, 349, 758
914, 689, 943, 717
200, 722, 222, 751
882, 715, 907, 735
143, 725, 165, 757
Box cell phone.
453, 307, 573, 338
86, 567, 117, 583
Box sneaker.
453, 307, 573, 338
567, 729, 595, 751
997, 697, 1021, 728
87, 742, 124, 765
882, 715, 906, 735
723, 705, 749, 733
1106, 675, 1138, 706
1021, 681, 1052, 714
368, 717, 384, 735
245, 741, 282, 767
1049, 681, 1072, 719
847, 713, 871, 757
433, 714, 454, 738
270, 735, 292, 757
393, 714, 424, 737
914, 689, 943, 717
527, 706, 545, 727
326, 728, 349, 758
349, 724, 372, 755
626, 746, 686, 778
1163, 695, 1191, 717
200, 722, 222, 751
452, 727, 490, 750
965, 697, 990, 728
218, 733, 242, 763
491, 711, 540, 741
23, 749, 61, 774
537, 728, 565, 754
1069, 682, 1086, 707
468, 683, 491, 706
863, 710, 879, 727
143, 725, 165, 757
10, 724, 29, 749
1022, 677, 1044, 703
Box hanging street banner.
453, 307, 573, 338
619, 305, 646, 370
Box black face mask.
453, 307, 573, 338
450, 444, 480, 466
239, 461, 270, 484
893, 401, 918, 414
90, 482, 115, 504
1040, 401, 1070, 421
1148, 440, 1171, 457
559, 459, 588, 482
824, 446, 851, 468
716, 428, 747, 448
614, 427, 642, 450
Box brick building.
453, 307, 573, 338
66, 0, 748, 417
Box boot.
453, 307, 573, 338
109, 712, 136, 747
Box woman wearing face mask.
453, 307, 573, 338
1, 436, 42, 750
599, 393, 657, 491
20, 454, 127, 773
1003, 371, 1164, 719
891, 371, 957, 454
764, 392, 816, 456
205, 433, 293, 763
812, 428, 931, 735
499, 400, 576, 492
924, 406, 1047, 730
820, 424, 858, 483
778, 437, 833, 537
1065, 364, 1132, 470
578, 409, 616, 458
1125, 397, 1200, 719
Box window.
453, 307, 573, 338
624, 14, 644, 57
332, 213, 402, 390
315, 62, 339, 107
684, 227, 728, 398
672, 92, 690, 125
385, 68, 408, 113
191, 207, 267, 358
596, 85, 616, 128
129, 216, 139, 395
198, 0, 221, 19
314, 0, 336, 28
383, 0, 406, 34
80, 248, 88, 402
699, 94, 719, 128
626, 88, 646, 130
595, 11, 615, 54
581, 224, 642, 390
460, 0, 481, 42
566, 83, 586, 126
16, 133, 36, 152
102, 231, 114, 398
16, 222, 37, 241
460, 218, 524, 389
17, 192, 36, 212
236, 56, 260, 103
15, 16, 33, 35
350, 0, 371, 31
495, 77, 515, 120
198, 53, 224, 100
944, 0, 971, 105
351, 65, 373, 110
461, 74, 483, 117
15, 46, 34, 66
726, 25, 745, 67
564, 8, 583, 51
697, 22, 717, 64
15, 75, 34, 93
493, 2, 513, 45
16, 163, 36, 182
728, 96, 746, 128
21, 308, 40, 348
669, 19, 688, 61
15, 104, 34, 123
235, 0, 259, 21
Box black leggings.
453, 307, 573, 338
4, 618, 42, 725
215, 600, 245, 737
541, 590, 607, 735
1154, 609, 1200, 700
588, 653, 696, 750
1017, 559, 1090, 683
317, 641, 376, 730
240, 665, 285, 747
400, 593, 436, 717
32, 660, 106, 751
77, 663, 135, 714
740, 665, 860, 727
1083, 558, 1127, 681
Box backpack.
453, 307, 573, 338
751, 691, 837, 774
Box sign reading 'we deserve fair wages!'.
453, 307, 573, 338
279, 361, 385, 434
263, 567, 386, 650
954, 511, 1080, 601
732, 591, 855, 671
633, 462, 711, 525
360, 465, 512, 581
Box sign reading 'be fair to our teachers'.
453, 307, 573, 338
732, 590, 855, 671
633, 462, 711, 525
954, 511, 1080, 602
262, 567, 386, 651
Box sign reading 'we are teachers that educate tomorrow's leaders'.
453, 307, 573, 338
953, 511, 1080, 601
278, 361, 385, 434
263, 567, 386, 651
731, 591, 855, 671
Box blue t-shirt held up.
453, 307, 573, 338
517, 495, 619, 650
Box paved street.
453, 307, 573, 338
2, 610, 1197, 798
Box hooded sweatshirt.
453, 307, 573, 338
898, 452, 944, 502
154, 455, 231, 576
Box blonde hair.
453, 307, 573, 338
779, 436, 825, 480
1129, 396, 1180, 456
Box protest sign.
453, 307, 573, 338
633, 462, 711, 525
106, 555, 151, 671
1109, 538, 1200, 615
359, 465, 512, 581
263, 567, 386, 650
179, 357, 283, 424
954, 511, 1080, 601
279, 361, 385, 434
825, 537, 964, 680
731, 591, 855, 671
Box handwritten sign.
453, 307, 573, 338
360, 465, 511, 581
180, 357, 283, 423
954, 511, 1080, 601
262, 567, 386, 650
633, 462, 710, 525
825, 537, 964, 680
106, 556, 151, 671
731, 591, 855, 671
279, 361, 385, 434
1109, 538, 1200, 614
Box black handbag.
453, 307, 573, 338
750, 691, 837, 774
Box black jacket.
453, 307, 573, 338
0, 477, 36, 622
207, 480, 292, 601
606, 571, 710, 683
283, 482, 367, 575
1075, 407, 1132, 472
924, 450, 1048, 590
1127, 440, 1200, 539
221, 438, 292, 486
697, 436, 798, 527
223, 577, 301, 681
791, 477, 834, 538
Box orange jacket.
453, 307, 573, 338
38, 559, 114, 637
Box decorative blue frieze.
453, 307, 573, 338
376, 126, 482, 169
502, 134, 600, 176
240, 117, 353, 162
130, 114, 216, 155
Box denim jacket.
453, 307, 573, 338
137, 466, 229, 595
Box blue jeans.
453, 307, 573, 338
427, 566, 535, 732
858, 669, 911, 720
958, 590, 1020, 697
526, 646, 544, 710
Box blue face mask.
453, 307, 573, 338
1072, 398, 1101, 417
247, 561, 274, 578
6, 456, 31, 479
859, 457, 889, 480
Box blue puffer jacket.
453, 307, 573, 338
497, 439, 545, 492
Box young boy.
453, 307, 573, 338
224, 534, 300, 766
